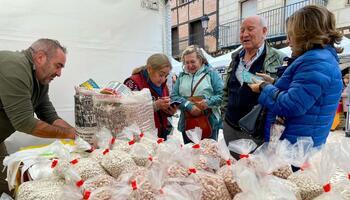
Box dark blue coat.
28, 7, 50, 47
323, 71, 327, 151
259, 45, 342, 147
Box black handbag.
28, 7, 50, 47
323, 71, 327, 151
238, 104, 266, 144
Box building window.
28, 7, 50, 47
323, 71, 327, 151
241, 0, 257, 19
171, 28, 180, 57
189, 20, 204, 48
179, 0, 188, 5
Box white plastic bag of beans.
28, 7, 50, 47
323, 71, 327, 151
17, 179, 65, 200
100, 149, 137, 178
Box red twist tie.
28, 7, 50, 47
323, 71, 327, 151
159, 188, 164, 194
157, 138, 164, 144
70, 159, 79, 165
103, 149, 110, 155
51, 159, 58, 168
323, 183, 331, 193
348, 173, 350, 180
188, 168, 197, 174
110, 137, 116, 145
192, 144, 200, 149
239, 154, 249, 159
139, 133, 144, 138
131, 180, 138, 190
226, 160, 231, 166
83, 190, 91, 200
128, 140, 135, 145
88, 146, 95, 153
148, 156, 153, 161
300, 162, 310, 171
76, 180, 84, 188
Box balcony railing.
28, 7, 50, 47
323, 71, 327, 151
218, 0, 327, 49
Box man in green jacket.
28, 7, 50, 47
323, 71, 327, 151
221, 16, 286, 159
0, 38, 76, 193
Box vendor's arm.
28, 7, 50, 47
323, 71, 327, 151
32, 120, 75, 139
0, 62, 74, 139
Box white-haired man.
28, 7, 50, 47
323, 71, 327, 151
222, 16, 286, 159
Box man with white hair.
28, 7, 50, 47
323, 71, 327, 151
0, 38, 76, 193
221, 16, 286, 159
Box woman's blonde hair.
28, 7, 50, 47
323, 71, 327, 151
132, 53, 172, 75
181, 45, 208, 65
287, 5, 343, 57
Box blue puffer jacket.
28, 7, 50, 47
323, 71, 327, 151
259, 45, 342, 147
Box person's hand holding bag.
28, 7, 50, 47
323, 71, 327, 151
255, 72, 275, 84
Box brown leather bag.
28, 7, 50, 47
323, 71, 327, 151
184, 73, 212, 139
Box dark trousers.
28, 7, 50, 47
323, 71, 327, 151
0, 142, 10, 195
223, 120, 262, 160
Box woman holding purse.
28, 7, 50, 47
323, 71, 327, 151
171, 45, 223, 144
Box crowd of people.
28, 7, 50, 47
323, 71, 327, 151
0, 4, 347, 194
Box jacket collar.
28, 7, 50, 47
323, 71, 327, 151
23, 48, 36, 70
325, 45, 339, 62
183, 64, 209, 76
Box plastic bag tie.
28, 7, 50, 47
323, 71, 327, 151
83, 190, 91, 200
51, 159, 58, 168
129, 140, 135, 145
76, 179, 84, 188
157, 138, 164, 144
323, 183, 331, 193
159, 188, 164, 194
239, 154, 249, 159
103, 149, 110, 155
226, 160, 231, 166
110, 137, 116, 145
148, 156, 153, 161
300, 162, 310, 171
87, 146, 95, 153
188, 168, 197, 174
70, 159, 79, 165
192, 144, 200, 149
131, 180, 138, 190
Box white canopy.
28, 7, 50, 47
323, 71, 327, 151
210, 45, 243, 68
0, 0, 170, 153
200, 48, 215, 62
170, 57, 183, 75
279, 36, 350, 70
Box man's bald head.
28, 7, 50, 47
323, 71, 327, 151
243, 15, 267, 27
240, 15, 268, 52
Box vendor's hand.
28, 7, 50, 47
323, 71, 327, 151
248, 83, 261, 93
197, 99, 208, 110
155, 97, 171, 111
255, 72, 274, 84
190, 105, 202, 117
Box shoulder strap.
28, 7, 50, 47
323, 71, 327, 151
191, 72, 208, 97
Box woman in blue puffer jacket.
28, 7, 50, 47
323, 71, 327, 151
249, 5, 343, 147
